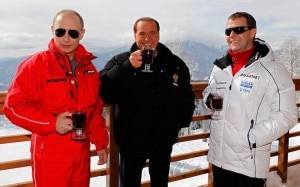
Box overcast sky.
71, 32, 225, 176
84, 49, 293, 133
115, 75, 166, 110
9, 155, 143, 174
0, 0, 299, 58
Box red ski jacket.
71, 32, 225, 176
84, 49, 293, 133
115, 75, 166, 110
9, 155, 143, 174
4, 39, 108, 151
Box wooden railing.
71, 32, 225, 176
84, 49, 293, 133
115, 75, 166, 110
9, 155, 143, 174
1, 79, 300, 187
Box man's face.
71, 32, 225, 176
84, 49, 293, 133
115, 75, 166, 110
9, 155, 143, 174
51, 13, 84, 60
134, 20, 160, 49
225, 17, 256, 53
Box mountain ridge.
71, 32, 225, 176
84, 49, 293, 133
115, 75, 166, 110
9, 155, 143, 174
0, 40, 226, 91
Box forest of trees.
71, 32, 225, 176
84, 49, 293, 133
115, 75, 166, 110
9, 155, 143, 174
278, 37, 300, 78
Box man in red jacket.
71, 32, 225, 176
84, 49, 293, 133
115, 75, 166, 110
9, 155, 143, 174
3, 9, 108, 187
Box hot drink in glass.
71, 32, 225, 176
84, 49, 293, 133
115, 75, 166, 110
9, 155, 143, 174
211, 93, 224, 120
141, 45, 155, 73
72, 110, 86, 140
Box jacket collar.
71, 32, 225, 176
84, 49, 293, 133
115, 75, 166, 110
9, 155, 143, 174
48, 38, 97, 65
214, 38, 271, 70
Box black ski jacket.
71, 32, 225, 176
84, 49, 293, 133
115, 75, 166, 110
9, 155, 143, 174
100, 42, 195, 147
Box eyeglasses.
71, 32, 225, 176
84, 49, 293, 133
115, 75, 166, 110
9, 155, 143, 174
55, 28, 81, 39
225, 26, 254, 36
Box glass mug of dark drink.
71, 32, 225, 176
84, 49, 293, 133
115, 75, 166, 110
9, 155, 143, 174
72, 110, 86, 140
141, 45, 155, 73
210, 93, 224, 120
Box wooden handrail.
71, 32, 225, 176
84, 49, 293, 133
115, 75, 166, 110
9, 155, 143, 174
0, 79, 300, 187
0, 134, 31, 144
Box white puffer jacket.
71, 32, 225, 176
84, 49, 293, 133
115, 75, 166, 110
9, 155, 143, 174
203, 38, 297, 178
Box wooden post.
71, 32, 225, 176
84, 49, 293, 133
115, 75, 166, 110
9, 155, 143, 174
105, 105, 119, 187
207, 163, 213, 187
277, 132, 289, 183
0, 91, 7, 114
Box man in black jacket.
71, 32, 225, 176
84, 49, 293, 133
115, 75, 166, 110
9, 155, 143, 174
100, 17, 195, 187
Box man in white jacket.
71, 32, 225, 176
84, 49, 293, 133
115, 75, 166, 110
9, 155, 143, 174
202, 12, 297, 187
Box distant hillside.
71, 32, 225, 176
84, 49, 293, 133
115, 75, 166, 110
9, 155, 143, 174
165, 41, 225, 80
0, 41, 226, 91
0, 57, 27, 91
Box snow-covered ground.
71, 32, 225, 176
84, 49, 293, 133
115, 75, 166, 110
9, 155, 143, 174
1, 115, 300, 187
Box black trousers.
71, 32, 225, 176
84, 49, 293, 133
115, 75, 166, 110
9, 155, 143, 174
119, 144, 173, 187
212, 165, 266, 187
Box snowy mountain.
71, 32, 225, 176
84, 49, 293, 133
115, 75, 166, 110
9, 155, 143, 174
0, 40, 226, 91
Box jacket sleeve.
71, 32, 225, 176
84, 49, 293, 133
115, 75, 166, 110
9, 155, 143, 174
177, 57, 195, 128
3, 55, 57, 135
99, 52, 135, 104
88, 95, 109, 151
251, 62, 298, 147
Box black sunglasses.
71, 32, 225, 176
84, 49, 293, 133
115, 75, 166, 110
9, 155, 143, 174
225, 26, 254, 36
55, 28, 80, 39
